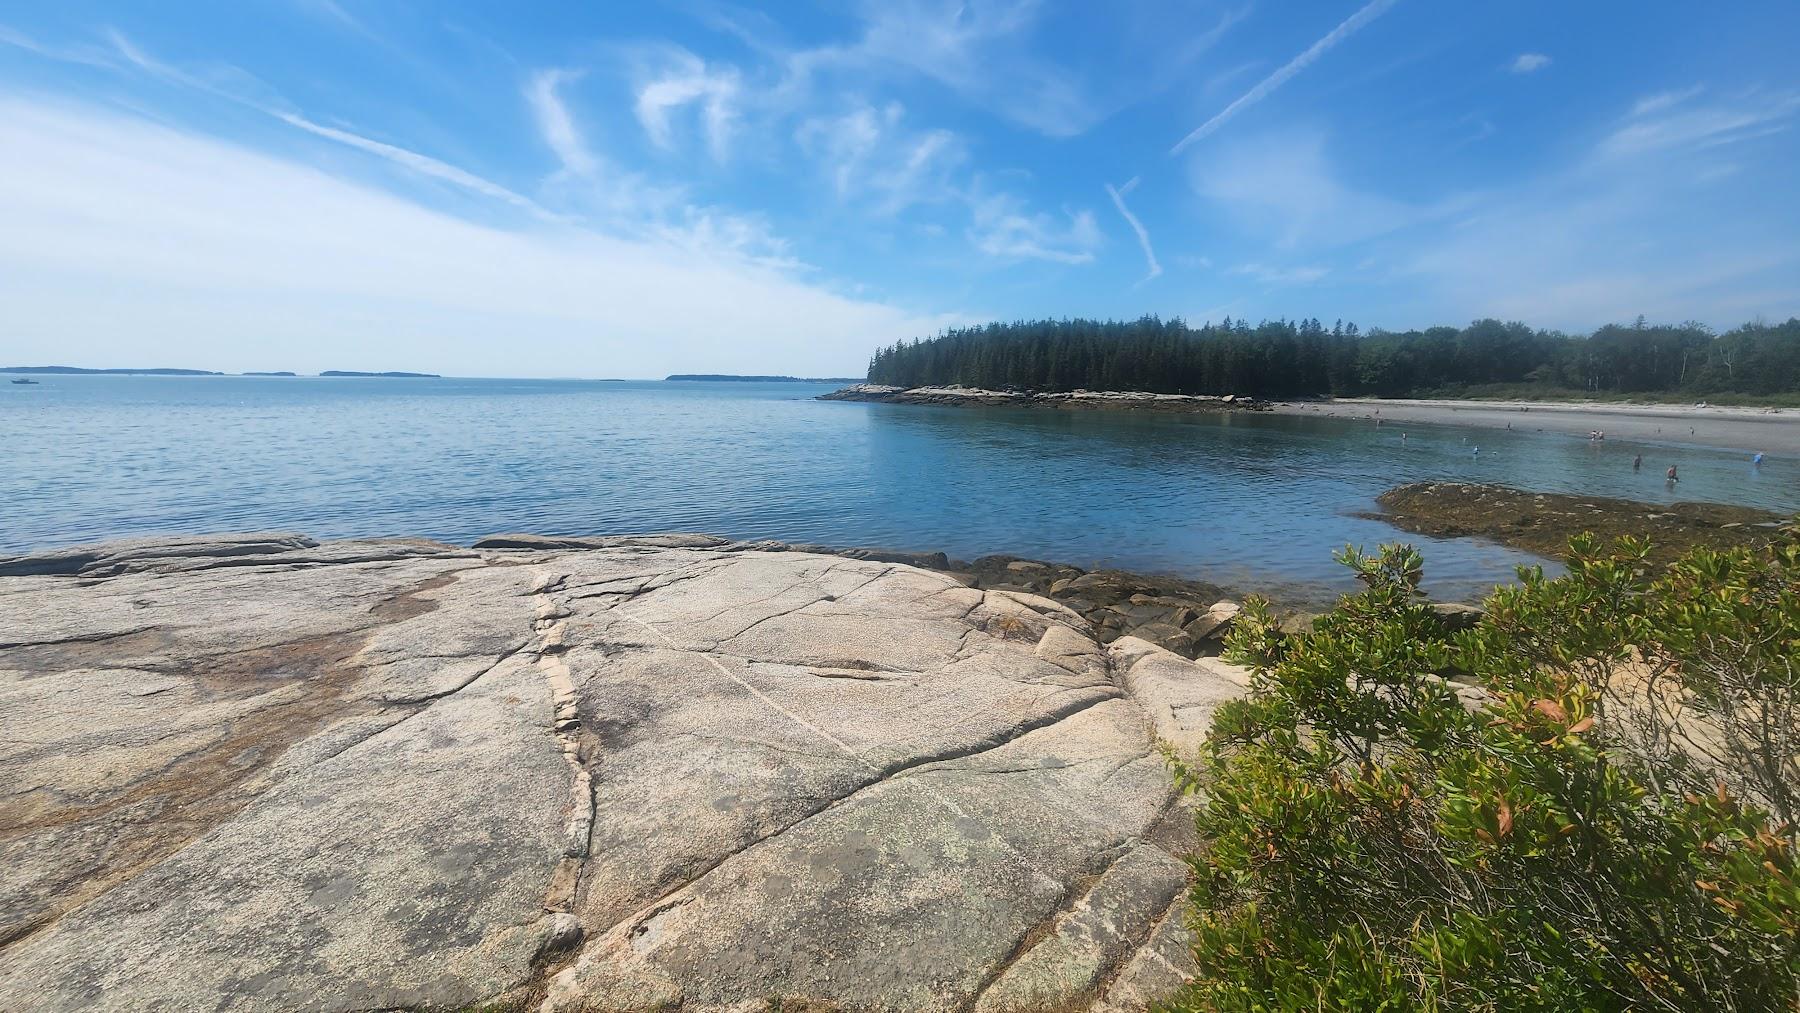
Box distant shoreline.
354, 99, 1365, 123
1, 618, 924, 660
1273, 397, 1797, 457
666, 374, 863, 383
1, 366, 223, 376
2, 367, 441, 378
817, 384, 1795, 457
817, 383, 1272, 412
4, 368, 847, 382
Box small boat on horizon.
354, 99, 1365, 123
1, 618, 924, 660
10, 378, 39, 385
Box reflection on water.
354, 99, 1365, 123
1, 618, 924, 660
3, 377, 1792, 603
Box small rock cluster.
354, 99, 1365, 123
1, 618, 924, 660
951, 556, 1249, 660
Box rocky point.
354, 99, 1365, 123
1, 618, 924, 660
0, 531, 1252, 1011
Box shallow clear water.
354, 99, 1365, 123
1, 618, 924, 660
3, 376, 1794, 602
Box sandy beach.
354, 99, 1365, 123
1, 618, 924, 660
1272, 398, 1799, 458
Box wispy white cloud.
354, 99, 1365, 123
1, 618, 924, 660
1508, 52, 1550, 74
91, 30, 798, 273
99, 29, 559, 219
1195, 87, 1799, 325
106, 28, 221, 92
0, 98, 957, 376
511, 14, 1113, 267
0, 24, 118, 69
966, 190, 1102, 264
651, 206, 803, 272
1229, 262, 1329, 285
631, 48, 740, 161
797, 102, 890, 196
292, 0, 375, 39
1598, 87, 1799, 160
1171, 0, 1399, 155
1458, 116, 1498, 146
1191, 127, 1424, 248
526, 69, 598, 177
1631, 85, 1705, 118
795, 100, 964, 213
1104, 177, 1162, 282
279, 111, 551, 215
1174, 80, 1799, 330
783, 1, 1094, 137
1390, 90, 1800, 328
742, 0, 1246, 139
1402, 192, 1798, 327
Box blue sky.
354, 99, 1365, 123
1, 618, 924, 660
2, 1, 1798, 377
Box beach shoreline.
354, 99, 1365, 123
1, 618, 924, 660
1269, 397, 1798, 457
819, 384, 1797, 457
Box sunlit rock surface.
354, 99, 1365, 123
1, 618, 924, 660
0, 533, 1248, 1011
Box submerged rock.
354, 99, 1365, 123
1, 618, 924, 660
0, 532, 1252, 1011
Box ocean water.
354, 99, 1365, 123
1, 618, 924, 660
4, 376, 1794, 602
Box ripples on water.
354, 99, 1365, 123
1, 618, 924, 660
4, 377, 1793, 603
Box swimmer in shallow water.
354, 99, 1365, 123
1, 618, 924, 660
1666, 465, 1679, 483
1633, 454, 1642, 471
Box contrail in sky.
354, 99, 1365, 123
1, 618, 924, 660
1170, 0, 1401, 155
1105, 178, 1162, 283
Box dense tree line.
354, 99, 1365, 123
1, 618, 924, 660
865, 315, 1800, 398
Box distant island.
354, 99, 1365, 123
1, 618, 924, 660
862, 316, 1800, 403
665, 374, 864, 383
242, 371, 298, 377
1, 366, 223, 376
319, 370, 441, 378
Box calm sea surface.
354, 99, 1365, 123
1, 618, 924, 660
4, 376, 1794, 602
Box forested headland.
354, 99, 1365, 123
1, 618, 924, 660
865, 316, 1800, 401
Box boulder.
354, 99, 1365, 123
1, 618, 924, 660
1278, 612, 1318, 637
1184, 601, 1242, 644
1429, 602, 1486, 631
1107, 637, 1251, 753
1130, 621, 1195, 658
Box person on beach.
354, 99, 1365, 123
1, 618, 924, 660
1634, 454, 1642, 471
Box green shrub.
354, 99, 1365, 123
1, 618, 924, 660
1162, 526, 1800, 1011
